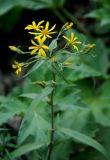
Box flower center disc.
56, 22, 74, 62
70, 40, 74, 45
41, 29, 47, 35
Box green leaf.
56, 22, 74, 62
18, 87, 52, 144
49, 39, 58, 54
84, 6, 110, 33
24, 60, 45, 77
28, 87, 52, 110
0, 0, 17, 15
90, 80, 110, 126
0, 7, 22, 32
52, 63, 69, 83
67, 63, 101, 81
0, 0, 52, 16
19, 93, 37, 99
0, 0, 63, 16
18, 110, 50, 145
59, 128, 109, 160
10, 143, 44, 159
51, 140, 73, 160
85, 6, 110, 26
52, 0, 65, 7
54, 84, 81, 111
78, 79, 110, 127
64, 39, 109, 81
0, 97, 26, 124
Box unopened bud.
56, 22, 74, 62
36, 81, 45, 87
9, 46, 23, 54
63, 22, 73, 30
63, 61, 71, 66
83, 44, 96, 54
51, 57, 58, 63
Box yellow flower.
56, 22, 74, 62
34, 21, 56, 39
63, 32, 81, 51
29, 36, 49, 58
25, 20, 44, 31
12, 61, 23, 75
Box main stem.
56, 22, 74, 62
47, 70, 56, 160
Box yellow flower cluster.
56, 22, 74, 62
25, 20, 56, 58
9, 20, 84, 75
25, 20, 81, 58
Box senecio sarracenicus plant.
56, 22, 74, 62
9, 20, 99, 160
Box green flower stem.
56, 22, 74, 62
61, 8, 90, 36
47, 67, 56, 160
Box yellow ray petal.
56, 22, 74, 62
32, 21, 36, 28
73, 37, 78, 41
49, 31, 57, 34
35, 35, 42, 39
25, 25, 33, 30
29, 46, 38, 50
63, 35, 70, 42
71, 32, 74, 40
49, 24, 56, 32
38, 50, 42, 58
37, 36, 42, 44
73, 45, 78, 51
31, 40, 37, 46
14, 61, 18, 65
37, 20, 44, 26
42, 45, 49, 50
18, 67, 21, 72
30, 48, 38, 54
40, 48, 46, 58
16, 70, 19, 75
45, 21, 49, 30
12, 64, 17, 69
28, 32, 37, 35
42, 36, 47, 43
74, 41, 82, 44
47, 35, 52, 38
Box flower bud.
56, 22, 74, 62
51, 57, 58, 63
9, 46, 23, 54
83, 44, 96, 54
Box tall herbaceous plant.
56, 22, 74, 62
9, 20, 109, 160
